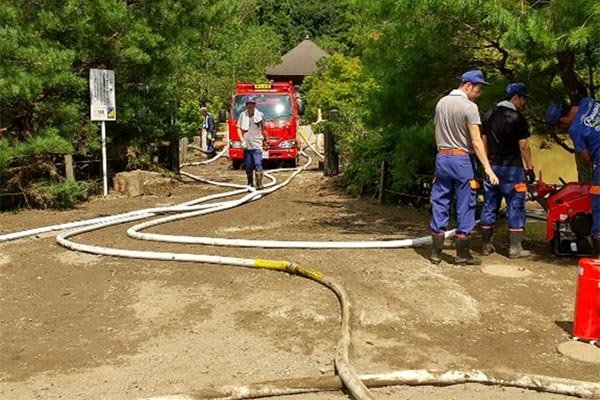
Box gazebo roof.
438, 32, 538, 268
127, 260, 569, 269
266, 39, 330, 77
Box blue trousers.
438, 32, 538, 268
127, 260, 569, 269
481, 165, 526, 230
593, 165, 600, 238
206, 135, 215, 154
244, 149, 263, 173
430, 154, 477, 235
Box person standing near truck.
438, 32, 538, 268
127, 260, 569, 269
199, 107, 217, 159
430, 70, 499, 265
480, 83, 535, 258
546, 96, 600, 256
237, 96, 267, 189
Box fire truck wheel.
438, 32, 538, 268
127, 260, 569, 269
231, 159, 242, 170
550, 235, 560, 256
576, 237, 593, 255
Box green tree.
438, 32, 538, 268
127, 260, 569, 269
351, 0, 600, 190
302, 54, 382, 192
0, 0, 283, 206
254, 0, 359, 53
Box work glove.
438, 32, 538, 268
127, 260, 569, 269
525, 168, 536, 184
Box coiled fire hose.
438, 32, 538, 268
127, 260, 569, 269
2, 141, 599, 399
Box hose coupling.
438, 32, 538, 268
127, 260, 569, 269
285, 262, 299, 275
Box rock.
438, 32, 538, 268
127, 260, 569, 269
114, 170, 148, 197
114, 170, 173, 197
144, 177, 174, 197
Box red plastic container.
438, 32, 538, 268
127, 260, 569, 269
573, 258, 600, 341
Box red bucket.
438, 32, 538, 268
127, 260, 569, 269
573, 258, 600, 341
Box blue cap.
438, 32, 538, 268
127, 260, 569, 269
245, 96, 257, 104
505, 82, 530, 98
545, 103, 563, 125
461, 70, 489, 85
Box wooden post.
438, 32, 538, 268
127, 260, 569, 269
193, 135, 201, 148
64, 154, 75, 180
378, 160, 387, 203
323, 128, 339, 176
201, 128, 207, 152
179, 137, 188, 164
170, 139, 180, 176
323, 109, 339, 177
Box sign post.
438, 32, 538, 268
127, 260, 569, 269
89, 69, 116, 197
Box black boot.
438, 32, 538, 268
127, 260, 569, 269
481, 227, 495, 256
594, 237, 600, 258
430, 235, 444, 265
508, 231, 531, 259
255, 172, 263, 189
455, 236, 481, 265
246, 172, 254, 187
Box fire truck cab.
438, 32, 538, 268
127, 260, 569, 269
225, 82, 304, 169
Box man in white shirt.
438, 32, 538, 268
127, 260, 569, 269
237, 96, 267, 189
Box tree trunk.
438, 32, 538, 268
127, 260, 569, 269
557, 50, 588, 104
557, 50, 592, 180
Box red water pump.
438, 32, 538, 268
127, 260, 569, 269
531, 178, 593, 256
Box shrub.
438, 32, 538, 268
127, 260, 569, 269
389, 123, 436, 192
0, 133, 73, 170
28, 180, 97, 210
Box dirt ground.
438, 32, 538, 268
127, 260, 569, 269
0, 154, 598, 400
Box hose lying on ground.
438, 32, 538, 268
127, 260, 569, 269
184, 145, 229, 166
143, 369, 600, 400
2, 146, 597, 399
52, 151, 373, 400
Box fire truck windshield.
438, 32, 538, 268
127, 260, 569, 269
233, 95, 292, 121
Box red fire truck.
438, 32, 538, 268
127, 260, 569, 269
223, 82, 304, 169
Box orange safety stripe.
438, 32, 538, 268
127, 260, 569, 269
514, 183, 528, 193
590, 185, 600, 195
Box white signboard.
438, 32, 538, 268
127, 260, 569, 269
89, 69, 116, 121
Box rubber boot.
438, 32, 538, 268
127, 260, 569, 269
594, 237, 600, 259
481, 228, 495, 256
430, 235, 444, 265
455, 236, 482, 265
246, 172, 254, 187
508, 231, 531, 259
255, 172, 263, 190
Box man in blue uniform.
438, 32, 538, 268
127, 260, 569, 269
430, 70, 499, 265
200, 107, 217, 158
546, 97, 600, 255
480, 83, 535, 258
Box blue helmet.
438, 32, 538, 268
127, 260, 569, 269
505, 82, 530, 98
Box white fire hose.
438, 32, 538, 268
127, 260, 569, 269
1, 143, 598, 399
